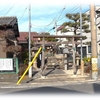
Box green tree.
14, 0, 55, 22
59, 13, 90, 50
61, 13, 90, 34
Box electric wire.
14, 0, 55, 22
57, 3, 90, 23
18, 6, 28, 21
44, 4, 67, 28
56, 6, 78, 20
57, 5, 81, 22
54, 4, 67, 21
4, 3, 89, 34
31, 4, 67, 34
31, 4, 81, 33
31, 4, 67, 28
43, 4, 81, 33
4, 3, 16, 16
0, 2, 90, 37
48, 4, 89, 33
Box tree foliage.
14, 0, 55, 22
58, 13, 90, 51
40, 32, 58, 42
61, 13, 90, 35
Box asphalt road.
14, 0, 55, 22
0, 82, 100, 95
1, 68, 100, 99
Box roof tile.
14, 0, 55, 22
17, 32, 38, 42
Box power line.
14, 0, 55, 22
31, 4, 89, 34
18, 6, 28, 21
48, 4, 88, 34
44, 4, 67, 27
42, 5, 80, 34
31, 17, 56, 29
58, 4, 90, 23
56, 5, 75, 22
31, 4, 67, 29
57, 5, 80, 22
55, 4, 67, 21
4, 3, 16, 16
42, 5, 68, 33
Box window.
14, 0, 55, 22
98, 26, 100, 35
88, 45, 91, 53
77, 46, 87, 57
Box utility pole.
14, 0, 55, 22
80, 4, 83, 61
28, 4, 32, 77
41, 35, 45, 77
90, 3, 98, 80
80, 4, 84, 75
55, 21, 57, 35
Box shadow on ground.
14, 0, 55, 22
92, 83, 100, 93
7, 86, 87, 95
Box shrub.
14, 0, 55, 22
83, 57, 91, 66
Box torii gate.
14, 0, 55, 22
33, 35, 85, 76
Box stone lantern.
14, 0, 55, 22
75, 52, 80, 66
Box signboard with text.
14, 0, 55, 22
0, 59, 13, 71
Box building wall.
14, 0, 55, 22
0, 39, 6, 58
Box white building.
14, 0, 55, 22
57, 5, 100, 57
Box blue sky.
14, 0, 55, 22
0, 0, 100, 35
